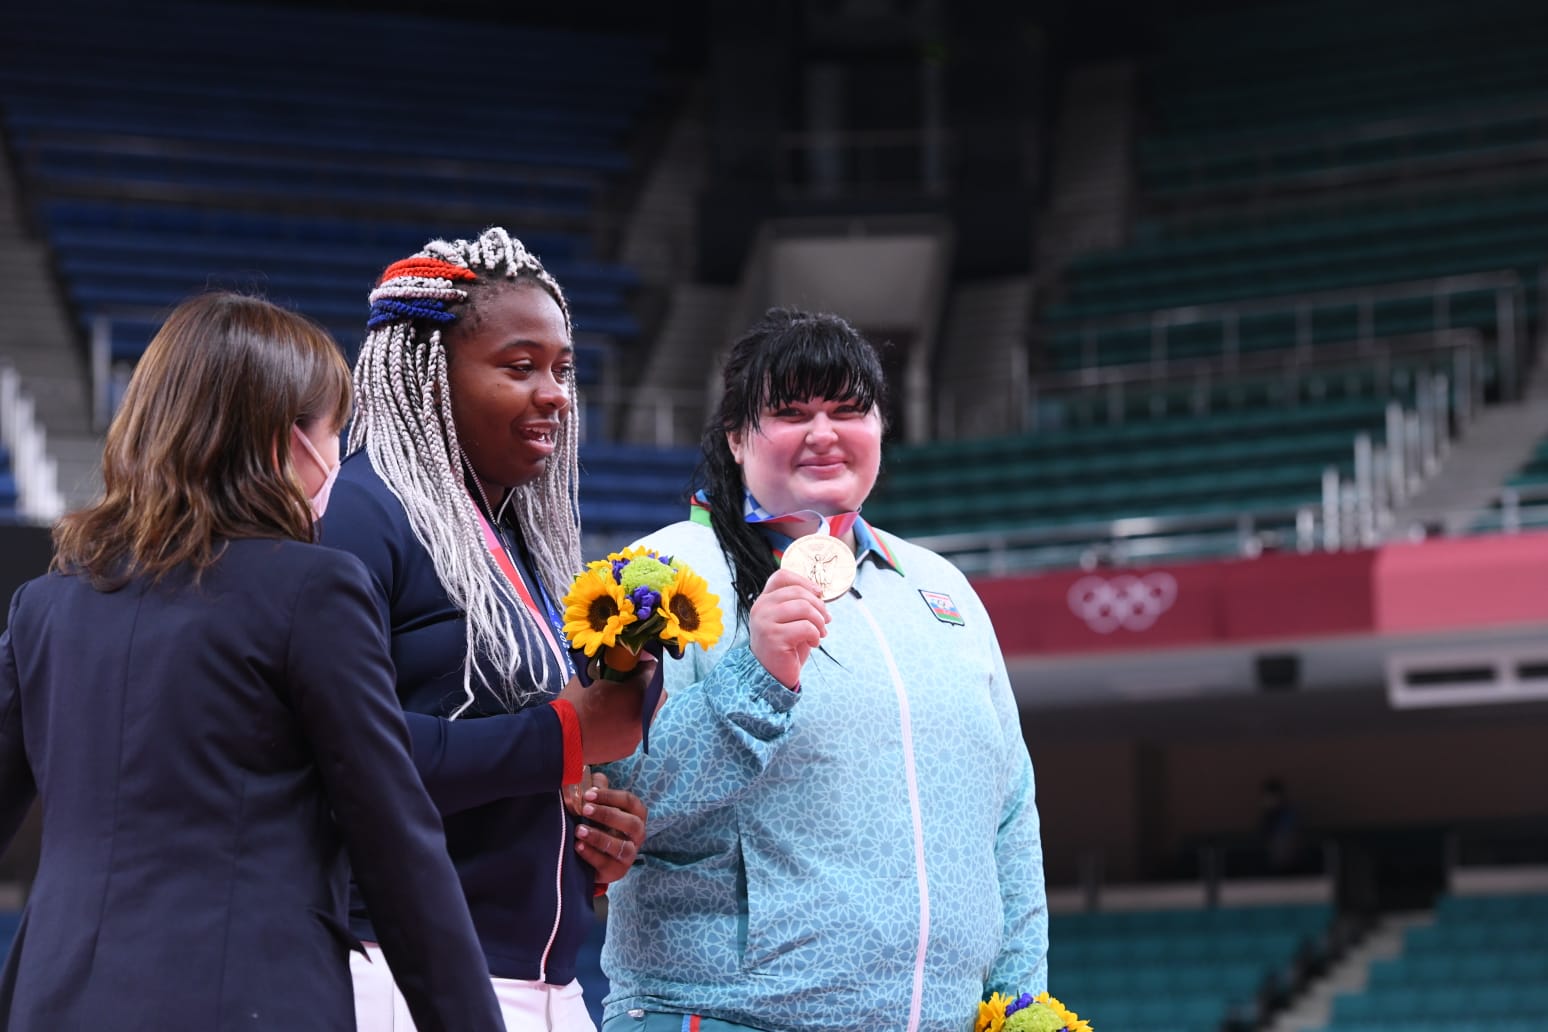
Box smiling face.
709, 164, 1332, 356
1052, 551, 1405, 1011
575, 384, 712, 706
445, 282, 573, 505
728, 395, 883, 517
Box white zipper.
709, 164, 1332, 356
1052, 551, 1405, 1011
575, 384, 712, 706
539, 790, 566, 980
855, 597, 930, 1032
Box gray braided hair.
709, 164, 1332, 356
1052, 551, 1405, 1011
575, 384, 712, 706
350, 227, 582, 716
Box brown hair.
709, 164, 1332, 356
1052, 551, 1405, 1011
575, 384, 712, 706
53, 292, 352, 589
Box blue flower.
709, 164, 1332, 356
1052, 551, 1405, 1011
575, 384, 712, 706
629, 586, 661, 621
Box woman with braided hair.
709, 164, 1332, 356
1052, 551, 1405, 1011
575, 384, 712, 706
320, 227, 651, 1032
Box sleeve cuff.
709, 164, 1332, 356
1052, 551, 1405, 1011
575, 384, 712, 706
731, 646, 802, 714
549, 698, 585, 786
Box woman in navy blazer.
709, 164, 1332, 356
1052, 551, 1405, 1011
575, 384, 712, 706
0, 293, 504, 1031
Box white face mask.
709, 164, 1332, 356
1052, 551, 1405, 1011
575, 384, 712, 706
291, 424, 340, 520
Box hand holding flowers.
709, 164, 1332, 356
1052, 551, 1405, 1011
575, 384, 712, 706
562, 548, 724, 752
563, 547, 723, 677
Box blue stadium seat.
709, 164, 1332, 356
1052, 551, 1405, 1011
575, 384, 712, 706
577, 443, 701, 546
0, 0, 656, 405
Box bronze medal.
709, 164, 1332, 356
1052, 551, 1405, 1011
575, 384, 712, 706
780, 533, 857, 601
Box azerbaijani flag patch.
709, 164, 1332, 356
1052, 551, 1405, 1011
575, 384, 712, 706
920, 590, 964, 626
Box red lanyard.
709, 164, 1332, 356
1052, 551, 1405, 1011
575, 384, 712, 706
473, 507, 568, 675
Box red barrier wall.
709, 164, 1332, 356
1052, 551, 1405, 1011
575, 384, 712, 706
975, 530, 1548, 657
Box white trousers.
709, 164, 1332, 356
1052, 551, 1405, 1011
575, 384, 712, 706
350, 944, 597, 1032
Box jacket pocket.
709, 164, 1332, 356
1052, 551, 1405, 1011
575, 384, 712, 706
309, 906, 368, 958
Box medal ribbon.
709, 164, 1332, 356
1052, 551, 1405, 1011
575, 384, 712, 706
744, 504, 860, 558
472, 505, 568, 677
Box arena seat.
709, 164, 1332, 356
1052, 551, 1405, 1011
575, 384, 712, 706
1045, 180, 1545, 375
1506, 433, 1548, 493
863, 397, 1389, 549
0, 447, 17, 522
1135, 0, 1548, 194
1464, 428, 1548, 533
576, 443, 700, 549
1050, 903, 1334, 1032
1000, 0, 1544, 571
1315, 892, 1548, 1031
0, 0, 657, 391
1044, 0, 1547, 391
1054, 183, 1547, 319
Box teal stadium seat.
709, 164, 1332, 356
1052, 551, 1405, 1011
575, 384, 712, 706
1047, 904, 1332, 1032
863, 399, 1385, 558
1134, 0, 1548, 194
1045, 179, 1545, 374
1320, 894, 1548, 1031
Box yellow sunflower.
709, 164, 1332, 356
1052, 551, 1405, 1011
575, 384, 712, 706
610, 545, 657, 565
657, 564, 723, 651
562, 567, 637, 656
1034, 992, 1092, 1032
976, 992, 1011, 1032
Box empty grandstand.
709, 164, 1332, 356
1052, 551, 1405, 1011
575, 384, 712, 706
1, 2, 1546, 1031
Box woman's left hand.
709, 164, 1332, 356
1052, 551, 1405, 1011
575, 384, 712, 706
571, 770, 647, 885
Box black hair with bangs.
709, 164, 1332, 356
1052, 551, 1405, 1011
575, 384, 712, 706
721, 308, 885, 438
697, 307, 887, 625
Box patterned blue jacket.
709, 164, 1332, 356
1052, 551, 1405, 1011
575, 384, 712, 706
601, 515, 1047, 1031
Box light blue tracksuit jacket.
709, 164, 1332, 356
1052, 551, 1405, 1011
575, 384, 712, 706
600, 513, 1047, 1032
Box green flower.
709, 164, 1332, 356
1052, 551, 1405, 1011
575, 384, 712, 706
1004, 1005, 1067, 1032
620, 555, 676, 594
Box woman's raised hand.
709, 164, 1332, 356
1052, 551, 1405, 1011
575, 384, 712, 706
748, 567, 830, 690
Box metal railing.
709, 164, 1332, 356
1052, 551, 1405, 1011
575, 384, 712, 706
928, 270, 1530, 441
1021, 329, 1486, 436
1320, 371, 1456, 551
1042, 269, 1527, 400
913, 378, 1463, 576
915, 390, 1548, 576
1492, 483, 1548, 533
911, 506, 1313, 578
90, 306, 180, 432
1388, 481, 1548, 541
0, 365, 66, 523
917, 264, 1543, 569
1146, 95, 1548, 196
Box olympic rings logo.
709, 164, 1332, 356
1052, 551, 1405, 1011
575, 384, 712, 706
1067, 573, 1178, 634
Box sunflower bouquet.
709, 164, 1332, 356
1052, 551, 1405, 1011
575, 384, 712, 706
562, 547, 723, 682
976, 991, 1093, 1032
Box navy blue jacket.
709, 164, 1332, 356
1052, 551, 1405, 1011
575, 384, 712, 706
0, 539, 503, 1032
319, 452, 594, 984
